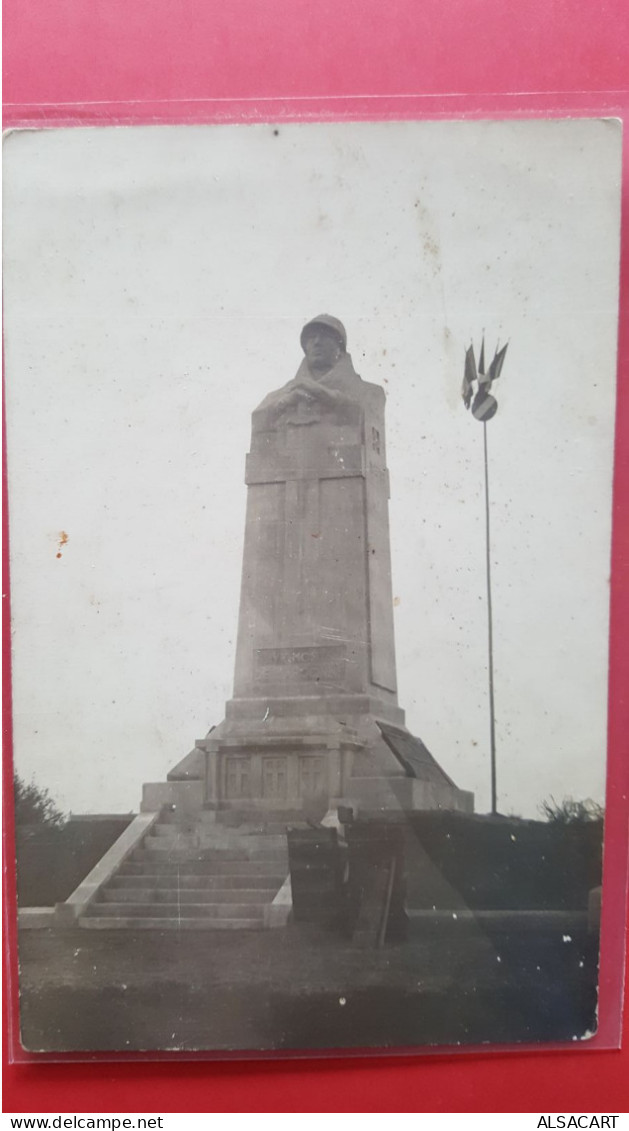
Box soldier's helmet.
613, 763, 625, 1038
300, 315, 347, 352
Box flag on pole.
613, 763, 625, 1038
458, 334, 508, 816
462, 345, 477, 409
477, 337, 487, 384
462, 337, 508, 420
486, 342, 509, 385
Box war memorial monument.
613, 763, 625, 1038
57, 315, 472, 930
158, 315, 472, 820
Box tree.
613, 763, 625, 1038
13, 772, 66, 829
539, 796, 604, 824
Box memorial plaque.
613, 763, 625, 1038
254, 645, 346, 685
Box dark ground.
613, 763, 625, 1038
16, 917, 599, 1055
16, 817, 134, 907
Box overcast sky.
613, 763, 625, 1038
3, 118, 622, 817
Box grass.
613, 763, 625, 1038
16, 918, 599, 1055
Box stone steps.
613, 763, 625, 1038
79, 916, 264, 930
141, 840, 266, 858
179, 824, 300, 838
146, 830, 287, 851
217, 822, 301, 836
109, 873, 286, 890
89, 902, 266, 918
151, 822, 288, 842
101, 887, 277, 903
125, 855, 287, 874
79, 809, 289, 931
216, 808, 307, 826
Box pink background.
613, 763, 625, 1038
3, 0, 629, 1112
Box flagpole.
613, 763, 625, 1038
483, 421, 498, 815
463, 335, 507, 815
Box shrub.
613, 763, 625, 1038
539, 797, 604, 824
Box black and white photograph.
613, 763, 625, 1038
3, 117, 622, 1055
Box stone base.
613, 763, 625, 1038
166, 710, 473, 818
226, 693, 405, 727
18, 907, 56, 930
